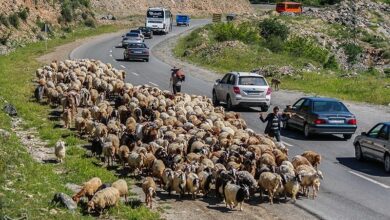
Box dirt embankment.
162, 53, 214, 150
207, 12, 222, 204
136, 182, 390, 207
91, 0, 254, 17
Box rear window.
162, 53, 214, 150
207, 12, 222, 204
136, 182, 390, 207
127, 33, 139, 37
238, 76, 267, 86
313, 101, 349, 112
128, 43, 146, 48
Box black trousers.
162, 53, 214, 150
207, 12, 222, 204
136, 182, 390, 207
173, 85, 181, 94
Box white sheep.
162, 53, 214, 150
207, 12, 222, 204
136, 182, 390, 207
55, 140, 66, 163
224, 182, 250, 211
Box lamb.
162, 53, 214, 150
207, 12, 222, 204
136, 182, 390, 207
301, 150, 321, 168
142, 177, 157, 208
127, 152, 145, 175
152, 159, 166, 185
55, 140, 66, 163
296, 165, 323, 199
292, 155, 312, 169
258, 172, 283, 204
87, 187, 120, 213
186, 172, 200, 199
72, 177, 102, 203
283, 173, 302, 203
118, 145, 130, 167
162, 168, 175, 195
63, 108, 72, 129
173, 170, 187, 198
112, 179, 128, 202
103, 142, 115, 167
224, 182, 250, 211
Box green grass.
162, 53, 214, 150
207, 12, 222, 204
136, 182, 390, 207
174, 25, 390, 105
0, 24, 159, 219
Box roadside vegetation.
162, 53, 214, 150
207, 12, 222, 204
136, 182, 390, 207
0, 24, 158, 219
174, 18, 390, 105
249, 0, 342, 6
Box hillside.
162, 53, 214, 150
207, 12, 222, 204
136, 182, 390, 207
91, 0, 254, 17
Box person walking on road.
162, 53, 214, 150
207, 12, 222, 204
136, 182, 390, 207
259, 106, 289, 142
170, 66, 185, 95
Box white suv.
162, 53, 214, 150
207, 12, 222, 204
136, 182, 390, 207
212, 72, 271, 111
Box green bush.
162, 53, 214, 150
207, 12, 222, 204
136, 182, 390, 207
84, 18, 96, 27
342, 43, 363, 64
259, 18, 289, 41
285, 36, 329, 64
61, 4, 73, 22
323, 55, 339, 70
213, 22, 259, 43
0, 13, 9, 27
8, 13, 20, 28
0, 32, 11, 45
18, 7, 29, 21
319, 0, 341, 5
382, 49, 390, 59
81, 12, 88, 20
384, 68, 390, 77
263, 36, 285, 52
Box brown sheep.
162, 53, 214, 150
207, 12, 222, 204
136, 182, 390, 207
72, 177, 102, 203
292, 155, 312, 169
142, 177, 157, 208
301, 150, 321, 168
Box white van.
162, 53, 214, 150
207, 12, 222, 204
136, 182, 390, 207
146, 7, 172, 34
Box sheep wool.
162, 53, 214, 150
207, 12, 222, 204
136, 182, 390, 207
55, 140, 66, 163
112, 179, 128, 202
87, 187, 120, 213
224, 182, 249, 211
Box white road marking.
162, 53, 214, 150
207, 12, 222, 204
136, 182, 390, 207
109, 50, 112, 53
282, 141, 293, 147
149, 82, 159, 87
132, 72, 139, 76
120, 65, 126, 69
349, 171, 390, 189
109, 54, 113, 57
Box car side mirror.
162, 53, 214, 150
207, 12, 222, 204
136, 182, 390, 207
361, 132, 367, 136
215, 79, 220, 83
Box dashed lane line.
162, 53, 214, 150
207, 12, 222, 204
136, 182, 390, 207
349, 171, 390, 189
149, 82, 159, 87
132, 72, 139, 76
120, 65, 126, 69
282, 141, 293, 147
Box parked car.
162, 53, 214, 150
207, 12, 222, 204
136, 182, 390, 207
283, 97, 357, 139
354, 122, 390, 172
138, 27, 153, 39
212, 72, 271, 111
122, 33, 144, 47
123, 42, 149, 62
176, 14, 190, 26
129, 29, 145, 39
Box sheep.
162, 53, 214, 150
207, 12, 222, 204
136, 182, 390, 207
236, 171, 258, 196
63, 108, 72, 129
87, 187, 120, 213
127, 152, 145, 175
258, 172, 283, 204
112, 179, 128, 202
186, 172, 200, 199
282, 173, 302, 203
118, 145, 130, 167
55, 140, 66, 163
103, 142, 115, 167
173, 170, 187, 198
296, 165, 324, 199
301, 150, 321, 168
223, 182, 250, 211
198, 170, 213, 197
142, 177, 157, 208
292, 155, 312, 168
72, 177, 102, 203
162, 168, 175, 195
152, 159, 166, 186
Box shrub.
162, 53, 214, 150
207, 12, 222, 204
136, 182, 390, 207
323, 55, 339, 70
0, 13, 9, 27
342, 43, 363, 64
259, 18, 289, 41
263, 36, 284, 52
382, 50, 390, 59
61, 4, 73, 22
213, 22, 259, 43
320, 0, 341, 5
84, 18, 96, 28
0, 32, 11, 45
8, 13, 20, 28
18, 7, 29, 21
81, 12, 88, 20
284, 36, 329, 64
384, 68, 390, 77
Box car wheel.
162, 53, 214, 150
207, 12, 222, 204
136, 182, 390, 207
145, 59, 149, 62
303, 123, 311, 138
343, 134, 352, 140
226, 96, 234, 111
384, 154, 390, 173
355, 143, 364, 161
212, 91, 220, 106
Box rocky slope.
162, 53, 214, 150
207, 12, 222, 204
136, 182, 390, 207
91, 0, 254, 17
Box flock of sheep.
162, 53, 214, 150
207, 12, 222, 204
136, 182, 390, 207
35, 59, 323, 214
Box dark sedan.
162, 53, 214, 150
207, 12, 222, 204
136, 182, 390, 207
284, 97, 357, 139
138, 27, 153, 39
124, 43, 149, 62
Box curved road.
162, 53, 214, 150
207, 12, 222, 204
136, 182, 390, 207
71, 20, 390, 220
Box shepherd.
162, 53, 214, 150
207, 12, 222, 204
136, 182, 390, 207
259, 106, 290, 142
169, 66, 185, 95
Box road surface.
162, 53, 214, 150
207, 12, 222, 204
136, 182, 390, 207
71, 19, 390, 220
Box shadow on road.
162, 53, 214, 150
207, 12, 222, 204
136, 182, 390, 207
281, 129, 346, 142
337, 157, 390, 177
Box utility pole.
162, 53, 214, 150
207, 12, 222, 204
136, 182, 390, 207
44, 23, 48, 51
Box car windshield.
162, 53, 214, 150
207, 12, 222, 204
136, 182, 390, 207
147, 10, 164, 18
130, 30, 140, 33
238, 76, 267, 86
128, 43, 146, 48
126, 33, 139, 37
313, 101, 349, 112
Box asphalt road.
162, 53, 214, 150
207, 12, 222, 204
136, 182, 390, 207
71, 19, 390, 220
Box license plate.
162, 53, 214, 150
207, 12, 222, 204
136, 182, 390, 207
329, 120, 344, 124
133, 51, 142, 54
